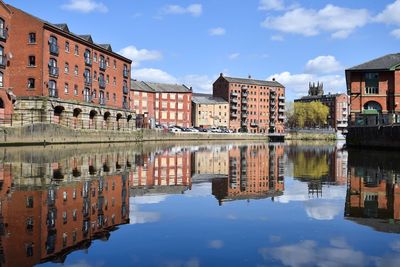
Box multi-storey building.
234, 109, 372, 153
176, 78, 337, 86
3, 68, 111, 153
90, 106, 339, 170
130, 80, 192, 128
213, 74, 285, 133
211, 144, 285, 205
191, 93, 229, 129
0, 1, 135, 129
192, 146, 229, 175
294, 82, 349, 132
345, 53, 400, 122
0, 2, 12, 121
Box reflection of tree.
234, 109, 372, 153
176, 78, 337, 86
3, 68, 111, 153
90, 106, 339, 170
292, 151, 329, 180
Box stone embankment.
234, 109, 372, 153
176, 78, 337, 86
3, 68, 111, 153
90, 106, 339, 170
0, 123, 267, 146
346, 125, 400, 149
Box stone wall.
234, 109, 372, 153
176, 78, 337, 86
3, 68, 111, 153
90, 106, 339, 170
0, 123, 267, 146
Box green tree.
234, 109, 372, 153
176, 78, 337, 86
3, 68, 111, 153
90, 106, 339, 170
291, 101, 329, 128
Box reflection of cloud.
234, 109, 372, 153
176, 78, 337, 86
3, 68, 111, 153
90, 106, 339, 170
184, 183, 211, 197
65, 260, 103, 267
259, 239, 366, 267
304, 200, 341, 220
208, 240, 224, 249
269, 235, 281, 243
227, 214, 238, 220
131, 195, 168, 205
391, 240, 400, 252
375, 254, 400, 267
163, 258, 200, 267
129, 204, 160, 224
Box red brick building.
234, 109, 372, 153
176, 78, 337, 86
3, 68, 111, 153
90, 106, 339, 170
131, 80, 192, 128
346, 53, 400, 121
213, 74, 285, 133
0, 0, 135, 129
294, 82, 349, 132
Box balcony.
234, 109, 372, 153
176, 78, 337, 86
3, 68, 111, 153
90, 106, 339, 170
241, 86, 248, 91
99, 79, 106, 89
231, 98, 238, 103
99, 98, 106, 105
84, 77, 92, 86
231, 92, 238, 97
241, 112, 248, 118
241, 106, 248, 111
279, 115, 285, 120
242, 92, 248, 97
123, 69, 129, 78
241, 99, 248, 104
49, 44, 59, 56
48, 88, 58, 98
123, 101, 129, 109
123, 86, 129, 94
279, 102, 285, 106
0, 55, 7, 68
279, 96, 285, 100
231, 105, 238, 110
85, 57, 92, 66
250, 122, 258, 127
0, 28, 8, 41
230, 112, 238, 118
99, 61, 107, 71
279, 108, 285, 113
49, 66, 59, 78
270, 101, 276, 106
270, 121, 275, 126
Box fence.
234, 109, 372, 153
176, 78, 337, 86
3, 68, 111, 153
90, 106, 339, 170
0, 111, 137, 131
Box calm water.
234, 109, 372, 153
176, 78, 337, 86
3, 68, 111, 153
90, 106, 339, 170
0, 141, 399, 267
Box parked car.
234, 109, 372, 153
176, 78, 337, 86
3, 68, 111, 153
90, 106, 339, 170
210, 127, 222, 133
186, 128, 199, 133
168, 126, 182, 133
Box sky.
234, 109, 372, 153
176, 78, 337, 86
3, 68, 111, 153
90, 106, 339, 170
6, 0, 400, 100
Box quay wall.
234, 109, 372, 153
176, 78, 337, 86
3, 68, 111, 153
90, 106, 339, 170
0, 123, 267, 146
346, 125, 400, 149
285, 130, 337, 141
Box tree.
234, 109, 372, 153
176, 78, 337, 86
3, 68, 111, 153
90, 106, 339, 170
290, 101, 329, 128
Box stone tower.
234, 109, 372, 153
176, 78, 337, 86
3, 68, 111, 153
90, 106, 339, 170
308, 82, 324, 96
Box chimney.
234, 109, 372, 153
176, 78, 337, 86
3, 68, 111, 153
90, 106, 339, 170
220, 73, 223, 77
248, 75, 252, 79
272, 78, 276, 81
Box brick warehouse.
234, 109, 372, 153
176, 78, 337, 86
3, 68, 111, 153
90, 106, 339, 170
213, 74, 285, 133
131, 80, 192, 128
0, 0, 135, 130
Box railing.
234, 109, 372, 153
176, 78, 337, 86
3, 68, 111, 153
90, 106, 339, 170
123, 101, 129, 109
231, 105, 238, 110
48, 88, 58, 98
99, 98, 106, 105
0, 55, 7, 68
49, 66, 59, 77
231, 92, 238, 97
84, 95, 92, 103
123, 86, 129, 94
278, 96, 285, 100
278, 108, 285, 113
241, 106, 248, 111
49, 44, 59, 56
85, 57, 92, 66
241, 112, 248, 118
99, 79, 106, 89
123, 69, 129, 78
0, 28, 8, 40
99, 61, 107, 70
279, 102, 285, 106
84, 77, 92, 85
230, 112, 238, 117
242, 92, 248, 97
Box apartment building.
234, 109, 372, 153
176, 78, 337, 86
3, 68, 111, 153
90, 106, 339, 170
0, 2, 12, 120
131, 80, 192, 128
213, 73, 285, 133
191, 93, 229, 128
0, 1, 135, 129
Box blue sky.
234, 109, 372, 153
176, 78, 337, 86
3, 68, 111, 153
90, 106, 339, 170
6, 0, 400, 100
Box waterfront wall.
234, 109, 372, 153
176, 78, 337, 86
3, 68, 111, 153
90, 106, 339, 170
285, 129, 337, 141
0, 123, 266, 146
346, 125, 400, 149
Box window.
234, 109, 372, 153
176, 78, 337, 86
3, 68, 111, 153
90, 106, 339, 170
65, 41, 70, 52
28, 56, 35, 66
64, 62, 69, 73
64, 83, 69, 94
94, 71, 97, 79
74, 84, 78, 96
63, 191, 67, 201
106, 74, 109, 84
74, 45, 79, 55
106, 92, 110, 100
365, 73, 379, 94
0, 71, 4, 87
113, 93, 116, 102
113, 59, 117, 69
27, 78, 35, 89
28, 32, 36, 43
94, 52, 97, 62
74, 65, 78, 75
113, 77, 116, 86
92, 89, 97, 98
106, 57, 110, 66
26, 196, 34, 208
26, 217, 34, 231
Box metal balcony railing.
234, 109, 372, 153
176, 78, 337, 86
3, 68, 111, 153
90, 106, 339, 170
48, 88, 58, 98
49, 44, 59, 56
49, 66, 59, 78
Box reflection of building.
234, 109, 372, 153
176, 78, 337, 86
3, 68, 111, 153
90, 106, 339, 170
0, 162, 129, 267
213, 73, 285, 133
294, 82, 349, 132
191, 94, 229, 129
129, 148, 192, 195
212, 144, 284, 205
345, 149, 400, 233
192, 147, 229, 176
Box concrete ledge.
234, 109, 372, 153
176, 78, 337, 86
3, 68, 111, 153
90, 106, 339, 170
0, 123, 267, 146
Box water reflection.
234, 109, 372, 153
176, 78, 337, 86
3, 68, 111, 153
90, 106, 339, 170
345, 149, 400, 233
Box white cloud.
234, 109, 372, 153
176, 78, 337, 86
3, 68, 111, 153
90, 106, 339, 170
261, 4, 369, 38
181, 74, 213, 94
271, 35, 284, 41
259, 0, 285, 11
391, 28, 400, 39
133, 68, 178, 84
208, 240, 224, 249
305, 55, 342, 74
119, 46, 162, 67
163, 4, 202, 17
228, 53, 240, 60
375, 0, 400, 25
209, 27, 226, 36
61, 0, 108, 13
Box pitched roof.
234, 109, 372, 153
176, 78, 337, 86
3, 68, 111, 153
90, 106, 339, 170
98, 44, 113, 52
222, 76, 284, 88
347, 53, 400, 71
143, 82, 192, 93
78, 35, 94, 43
130, 80, 154, 93
53, 23, 70, 32
192, 94, 228, 104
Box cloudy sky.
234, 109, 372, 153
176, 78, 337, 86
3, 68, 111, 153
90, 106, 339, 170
8, 0, 400, 99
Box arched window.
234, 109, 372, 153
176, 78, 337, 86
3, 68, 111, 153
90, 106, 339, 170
27, 78, 35, 89
0, 71, 3, 87
49, 36, 58, 55
48, 80, 57, 97
84, 87, 91, 102
64, 62, 69, 74
84, 69, 91, 84
363, 101, 382, 113
0, 45, 4, 67
49, 58, 58, 77
0, 97, 4, 108
0, 18, 6, 40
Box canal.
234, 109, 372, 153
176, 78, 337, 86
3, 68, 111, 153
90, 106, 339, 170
0, 141, 399, 267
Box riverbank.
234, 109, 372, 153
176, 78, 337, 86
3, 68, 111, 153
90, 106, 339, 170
0, 123, 268, 146
346, 125, 400, 149
285, 130, 338, 141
